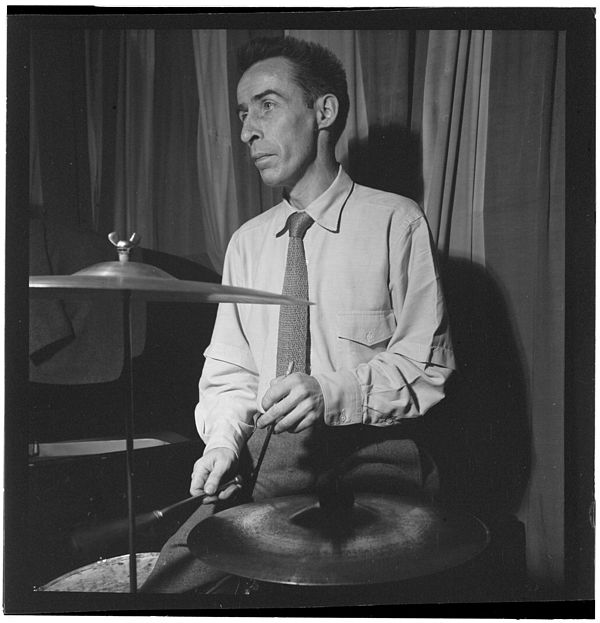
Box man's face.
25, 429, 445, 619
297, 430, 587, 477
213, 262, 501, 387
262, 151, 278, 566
236, 57, 318, 189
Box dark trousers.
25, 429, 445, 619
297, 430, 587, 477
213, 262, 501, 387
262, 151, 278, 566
141, 433, 438, 594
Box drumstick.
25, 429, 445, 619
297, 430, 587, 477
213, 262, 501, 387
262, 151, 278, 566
154, 474, 244, 516
247, 361, 295, 497
70, 475, 242, 556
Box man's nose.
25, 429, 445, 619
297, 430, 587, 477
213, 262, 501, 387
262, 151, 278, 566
240, 114, 262, 144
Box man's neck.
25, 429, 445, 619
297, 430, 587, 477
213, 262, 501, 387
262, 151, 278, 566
284, 156, 339, 211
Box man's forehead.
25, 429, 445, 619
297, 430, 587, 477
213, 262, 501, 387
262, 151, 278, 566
237, 57, 297, 102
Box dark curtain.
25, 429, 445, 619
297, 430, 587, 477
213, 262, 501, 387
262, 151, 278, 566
483, 31, 565, 588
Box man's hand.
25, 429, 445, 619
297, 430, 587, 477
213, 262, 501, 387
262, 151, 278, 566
190, 448, 241, 503
258, 372, 324, 433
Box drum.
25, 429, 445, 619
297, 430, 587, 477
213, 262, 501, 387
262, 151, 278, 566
37, 552, 159, 592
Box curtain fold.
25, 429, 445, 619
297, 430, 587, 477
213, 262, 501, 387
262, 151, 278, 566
419, 29, 466, 246
192, 29, 243, 273
113, 30, 156, 247
84, 30, 104, 230
31, 29, 90, 226
417, 30, 491, 264
152, 30, 203, 262
357, 30, 411, 129
355, 31, 419, 200
483, 30, 565, 588
452, 30, 490, 265
29, 40, 43, 210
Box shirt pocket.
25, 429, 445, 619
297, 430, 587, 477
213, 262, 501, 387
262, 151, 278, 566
336, 309, 397, 369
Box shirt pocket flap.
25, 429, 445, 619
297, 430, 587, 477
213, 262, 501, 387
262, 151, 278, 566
337, 310, 397, 346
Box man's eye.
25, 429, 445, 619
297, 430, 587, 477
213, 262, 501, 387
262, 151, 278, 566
239, 112, 248, 123
262, 100, 275, 112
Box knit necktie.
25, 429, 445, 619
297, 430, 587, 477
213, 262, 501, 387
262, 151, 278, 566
276, 211, 314, 377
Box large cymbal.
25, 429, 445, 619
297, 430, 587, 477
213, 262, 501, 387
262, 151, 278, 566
188, 494, 489, 586
29, 261, 311, 306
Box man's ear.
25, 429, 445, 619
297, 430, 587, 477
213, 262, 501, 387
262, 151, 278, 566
316, 94, 339, 131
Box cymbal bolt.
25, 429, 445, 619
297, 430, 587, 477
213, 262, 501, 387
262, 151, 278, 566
108, 232, 141, 262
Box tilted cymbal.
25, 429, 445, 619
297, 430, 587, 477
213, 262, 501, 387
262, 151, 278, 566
30, 231, 312, 305
29, 271, 311, 305
187, 493, 489, 586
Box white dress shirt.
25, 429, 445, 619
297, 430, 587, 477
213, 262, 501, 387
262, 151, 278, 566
196, 167, 456, 458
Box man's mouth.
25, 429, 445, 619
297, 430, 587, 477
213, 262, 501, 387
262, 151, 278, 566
253, 154, 274, 168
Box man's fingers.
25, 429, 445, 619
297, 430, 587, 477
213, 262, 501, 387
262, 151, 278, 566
259, 374, 324, 431
190, 456, 228, 496
261, 375, 294, 410
190, 461, 211, 496
273, 399, 312, 433
217, 482, 243, 500
199, 482, 242, 505
287, 417, 314, 434
200, 493, 219, 504
268, 373, 288, 387
203, 459, 229, 495
190, 448, 238, 498
258, 391, 297, 428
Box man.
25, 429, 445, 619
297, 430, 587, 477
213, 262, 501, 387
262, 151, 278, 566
142, 35, 455, 594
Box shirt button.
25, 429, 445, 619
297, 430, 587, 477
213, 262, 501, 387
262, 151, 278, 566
366, 330, 374, 342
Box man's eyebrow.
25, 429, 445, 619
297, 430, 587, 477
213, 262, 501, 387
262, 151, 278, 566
237, 89, 285, 112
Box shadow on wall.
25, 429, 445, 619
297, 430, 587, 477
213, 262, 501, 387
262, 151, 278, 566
347, 126, 530, 521
347, 124, 423, 203
421, 258, 531, 521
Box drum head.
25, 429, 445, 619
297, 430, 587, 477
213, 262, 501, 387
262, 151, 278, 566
37, 552, 159, 592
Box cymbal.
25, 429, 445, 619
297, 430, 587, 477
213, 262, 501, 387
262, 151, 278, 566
188, 494, 489, 586
29, 261, 312, 306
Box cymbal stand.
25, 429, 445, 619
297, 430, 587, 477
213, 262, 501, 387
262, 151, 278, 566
122, 290, 137, 594
114, 234, 142, 595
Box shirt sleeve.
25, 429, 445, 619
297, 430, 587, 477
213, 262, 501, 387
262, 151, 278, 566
313, 214, 456, 426
194, 233, 258, 457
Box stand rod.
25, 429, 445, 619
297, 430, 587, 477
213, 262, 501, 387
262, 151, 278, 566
122, 292, 137, 594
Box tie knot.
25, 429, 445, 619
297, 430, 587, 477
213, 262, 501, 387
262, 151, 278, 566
287, 211, 314, 239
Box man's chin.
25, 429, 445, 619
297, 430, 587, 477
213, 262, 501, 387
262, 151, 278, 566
258, 169, 284, 188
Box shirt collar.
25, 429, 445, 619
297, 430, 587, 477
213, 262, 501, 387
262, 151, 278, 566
275, 166, 354, 237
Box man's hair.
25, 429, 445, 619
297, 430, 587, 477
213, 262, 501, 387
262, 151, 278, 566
237, 36, 350, 144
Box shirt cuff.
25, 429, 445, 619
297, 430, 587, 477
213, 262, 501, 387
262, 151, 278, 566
313, 369, 363, 426
199, 420, 254, 458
